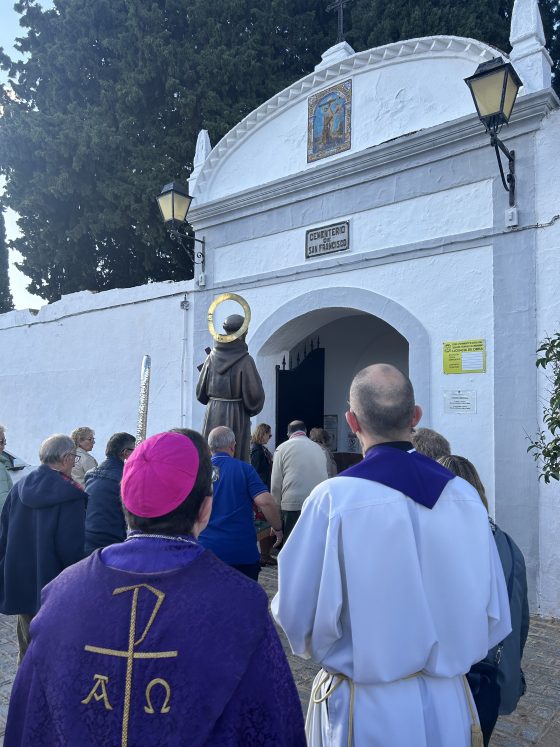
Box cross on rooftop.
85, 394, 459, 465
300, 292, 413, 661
326, 0, 353, 44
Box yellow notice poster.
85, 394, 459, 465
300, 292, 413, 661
443, 340, 486, 374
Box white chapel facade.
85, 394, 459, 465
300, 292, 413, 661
1, 0, 560, 615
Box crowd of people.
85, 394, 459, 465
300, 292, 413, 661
0, 363, 528, 746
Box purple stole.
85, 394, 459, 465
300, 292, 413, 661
341, 443, 455, 509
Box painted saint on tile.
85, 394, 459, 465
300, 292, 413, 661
307, 80, 352, 163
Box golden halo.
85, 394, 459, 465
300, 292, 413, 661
207, 293, 251, 343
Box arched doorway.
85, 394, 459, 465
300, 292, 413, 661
274, 311, 408, 453
250, 288, 430, 453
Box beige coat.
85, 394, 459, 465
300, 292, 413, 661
71, 447, 98, 487
271, 435, 328, 511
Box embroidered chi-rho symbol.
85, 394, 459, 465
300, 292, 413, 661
81, 584, 178, 747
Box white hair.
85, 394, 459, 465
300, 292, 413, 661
39, 434, 75, 465
208, 426, 235, 452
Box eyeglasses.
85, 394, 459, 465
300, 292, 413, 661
211, 466, 220, 483
66, 452, 81, 463
0, 439, 6, 445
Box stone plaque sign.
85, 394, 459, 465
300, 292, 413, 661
444, 390, 477, 414
306, 222, 349, 258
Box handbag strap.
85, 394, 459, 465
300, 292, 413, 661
503, 531, 516, 599
492, 528, 516, 665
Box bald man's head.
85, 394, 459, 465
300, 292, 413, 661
349, 364, 415, 439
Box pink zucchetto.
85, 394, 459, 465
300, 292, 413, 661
121, 432, 200, 518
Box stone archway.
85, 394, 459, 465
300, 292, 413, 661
249, 287, 430, 449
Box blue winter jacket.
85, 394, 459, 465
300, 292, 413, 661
0, 465, 86, 615
84, 456, 126, 554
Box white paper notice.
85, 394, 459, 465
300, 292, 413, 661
461, 351, 484, 371
444, 390, 477, 414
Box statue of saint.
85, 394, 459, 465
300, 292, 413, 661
196, 314, 265, 462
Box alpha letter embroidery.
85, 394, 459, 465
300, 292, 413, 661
81, 674, 113, 710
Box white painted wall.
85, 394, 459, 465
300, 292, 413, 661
221, 244, 495, 508
196, 37, 497, 202
535, 107, 560, 616
212, 181, 493, 284
0, 281, 194, 465
321, 315, 408, 452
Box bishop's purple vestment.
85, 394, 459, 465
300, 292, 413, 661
5, 542, 305, 746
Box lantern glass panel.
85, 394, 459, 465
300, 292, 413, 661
157, 191, 174, 223
469, 69, 507, 118
173, 192, 191, 224
502, 72, 520, 122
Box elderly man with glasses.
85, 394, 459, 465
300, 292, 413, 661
0, 434, 86, 662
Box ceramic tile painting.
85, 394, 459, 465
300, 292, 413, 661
307, 79, 352, 163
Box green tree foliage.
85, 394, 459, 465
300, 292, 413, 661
528, 333, 560, 483
0, 0, 335, 301
348, 0, 559, 88
0, 0, 558, 302
0, 212, 14, 313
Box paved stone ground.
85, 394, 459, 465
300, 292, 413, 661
0, 615, 17, 742
259, 566, 560, 747
0, 568, 559, 745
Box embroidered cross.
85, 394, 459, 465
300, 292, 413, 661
82, 584, 178, 747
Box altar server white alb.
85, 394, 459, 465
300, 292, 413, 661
272, 363, 511, 747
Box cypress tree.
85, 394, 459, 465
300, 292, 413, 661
0, 212, 14, 313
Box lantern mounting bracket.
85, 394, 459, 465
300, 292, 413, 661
168, 224, 205, 272
490, 134, 515, 207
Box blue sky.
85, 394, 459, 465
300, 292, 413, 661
1, 2, 53, 309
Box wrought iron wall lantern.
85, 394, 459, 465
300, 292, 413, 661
156, 181, 205, 272
465, 57, 522, 207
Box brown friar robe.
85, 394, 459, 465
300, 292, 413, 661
196, 339, 265, 462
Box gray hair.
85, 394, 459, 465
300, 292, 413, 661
0, 424, 5, 435
349, 364, 415, 438
412, 428, 451, 460
39, 434, 75, 465
208, 426, 236, 452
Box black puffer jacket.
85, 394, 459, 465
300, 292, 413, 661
84, 456, 126, 554
0, 465, 86, 615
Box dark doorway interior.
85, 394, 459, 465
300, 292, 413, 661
275, 347, 325, 445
